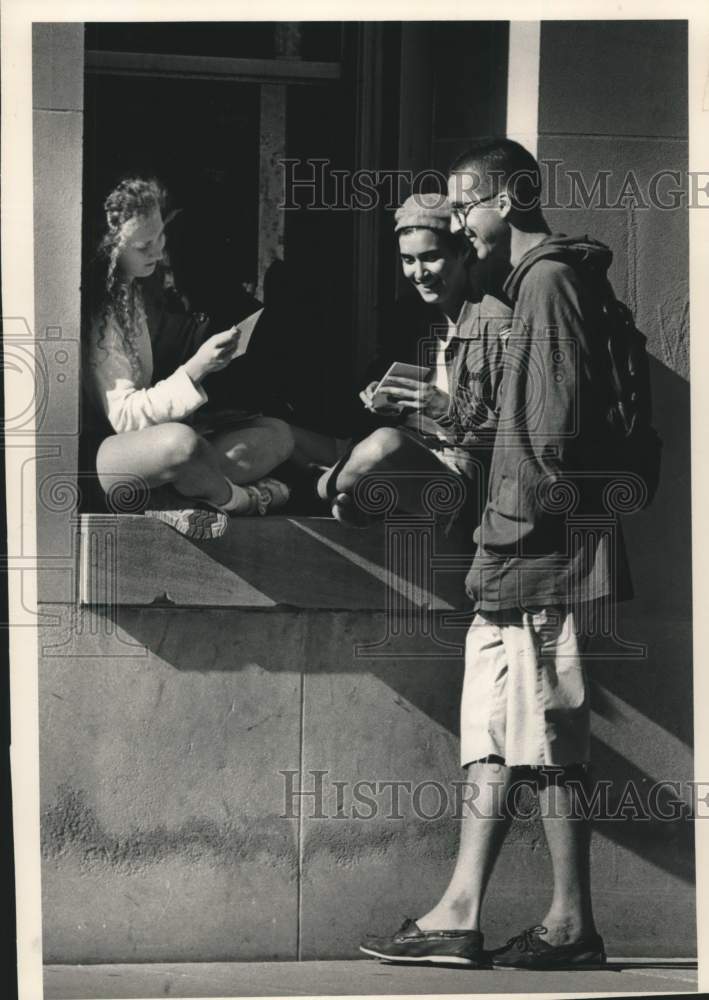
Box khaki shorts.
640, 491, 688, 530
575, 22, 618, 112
460, 607, 591, 768
396, 426, 475, 479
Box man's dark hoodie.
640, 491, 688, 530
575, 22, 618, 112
466, 235, 632, 612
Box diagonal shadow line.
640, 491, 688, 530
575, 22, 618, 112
360, 665, 694, 878
96, 506, 692, 749
586, 735, 695, 885
588, 640, 693, 751
116, 606, 694, 886
288, 519, 456, 611
358, 666, 694, 884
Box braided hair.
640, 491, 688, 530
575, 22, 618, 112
89, 177, 167, 375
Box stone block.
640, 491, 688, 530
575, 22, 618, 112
77, 513, 475, 611
40, 608, 303, 961
33, 108, 83, 595
33, 23, 84, 112
539, 21, 687, 139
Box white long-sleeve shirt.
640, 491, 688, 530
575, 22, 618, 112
87, 298, 207, 434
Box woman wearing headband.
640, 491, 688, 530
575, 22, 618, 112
317, 192, 511, 526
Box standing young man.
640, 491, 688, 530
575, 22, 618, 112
361, 139, 632, 970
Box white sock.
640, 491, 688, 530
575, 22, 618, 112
212, 478, 254, 514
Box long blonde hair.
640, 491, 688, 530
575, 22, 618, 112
90, 177, 167, 373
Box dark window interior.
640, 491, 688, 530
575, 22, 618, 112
83, 73, 262, 314
80, 22, 360, 512
84, 21, 344, 61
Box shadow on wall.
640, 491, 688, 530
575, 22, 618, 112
621, 356, 692, 619
115, 354, 692, 887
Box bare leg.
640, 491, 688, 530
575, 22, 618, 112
96, 423, 232, 507
317, 427, 458, 515
416, 760, 513, 932
536, 768, 597, 945
289, 425, 343, 470
211, 416, 294, 484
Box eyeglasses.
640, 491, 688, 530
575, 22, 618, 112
452, 192, 497, 227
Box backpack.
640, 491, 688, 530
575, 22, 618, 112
514, 247, 662, 511
594, 280, 662, 509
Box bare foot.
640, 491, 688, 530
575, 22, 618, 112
416, 906, 478, 933
536, 916, 596, 947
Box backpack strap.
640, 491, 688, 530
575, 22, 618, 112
515, 248, 632, 412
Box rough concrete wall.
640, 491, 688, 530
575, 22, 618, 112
537, 16, 694, 947
32, 24, 84, 603
41, 609, 302, 962
40, 601, 693, 962
37, 19, 694, 965
538, 21, 689, 376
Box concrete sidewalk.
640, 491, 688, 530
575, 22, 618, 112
44, 958, 699, 999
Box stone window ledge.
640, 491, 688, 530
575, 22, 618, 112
78, 513, 474, 611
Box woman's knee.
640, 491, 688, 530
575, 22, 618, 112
156, 422, 204, 471
95, 423, 206, 498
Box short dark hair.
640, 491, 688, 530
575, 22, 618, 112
449, 138, 542, 215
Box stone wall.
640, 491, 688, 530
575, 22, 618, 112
35, 20, 694, 963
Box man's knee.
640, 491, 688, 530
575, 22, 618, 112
358, 426, 407, 468
256, 417, 295, 464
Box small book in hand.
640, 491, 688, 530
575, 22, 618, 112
372, 361, 432, 408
